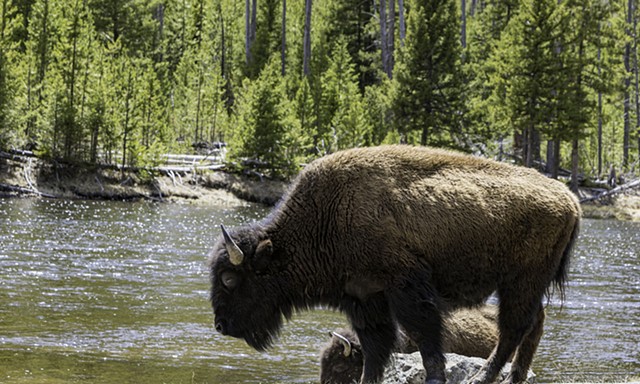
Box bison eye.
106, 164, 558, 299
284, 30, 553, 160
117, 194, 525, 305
221, 271, 240, 290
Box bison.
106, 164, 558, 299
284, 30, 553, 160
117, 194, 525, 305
320, 305, 499, 384
208, 145, 580, 384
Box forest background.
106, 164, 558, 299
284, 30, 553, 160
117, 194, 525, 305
0, 0, 639, 192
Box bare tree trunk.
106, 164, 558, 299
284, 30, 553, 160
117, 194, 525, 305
398, 0, 406, 45
546, 139, 560, 179
303, 0, 312, 76
153, 3, 164, 62
245, 0, 257, 65
245, 0, 251, 64
219, 3, 226, 79
597, 24, 603, 178
251, 0, 257, 46
546, 140, 554, 176
525, 125, 533, 167
461, 0, 466, 48
570, 139, 579, 193
281, 0, 286, 76
388, 0, 395, 77
624, 0, 632, 170
380, 0, 389, 77
635, 0, 640, 168
470, 0, 478, 16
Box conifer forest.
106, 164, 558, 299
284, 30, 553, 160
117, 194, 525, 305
0, 0, 639, 189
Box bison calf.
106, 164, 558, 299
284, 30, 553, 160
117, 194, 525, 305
320, 305, 499, 384
209, 145, 580, 384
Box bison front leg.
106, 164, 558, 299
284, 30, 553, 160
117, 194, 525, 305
345, 293, 397, 384
387, 270, 447, 384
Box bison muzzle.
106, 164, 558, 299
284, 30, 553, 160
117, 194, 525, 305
209, 145, 580, 384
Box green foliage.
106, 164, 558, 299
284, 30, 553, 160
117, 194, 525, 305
228, 59, 297, 177
391, 0, 465, 148
0, 0, 20, 148
0, 0, 637, 182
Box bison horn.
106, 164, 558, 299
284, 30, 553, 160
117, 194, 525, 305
331, 332, 352, 357
220, 225, 244, 266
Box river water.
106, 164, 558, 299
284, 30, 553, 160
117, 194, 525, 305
0, 198, 638, 383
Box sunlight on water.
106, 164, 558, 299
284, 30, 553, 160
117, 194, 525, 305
0, 198, 638, 383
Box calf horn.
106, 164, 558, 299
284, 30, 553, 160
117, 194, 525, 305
331, 332, 352, 357
220, 225, 244, 266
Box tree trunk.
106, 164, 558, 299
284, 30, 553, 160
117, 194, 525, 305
524, 125, 533, 167
388, 0, 395, 77
546, 140, 554, 176
380, 0, 389, 77
281, 0, 286, 76
153, 3, 164, 62
570, 138, 579, 193
635, 0, 640, 169
398, 0, 406, 45
546, 139, 560, 179
303, 0, 312, 76
470, 0, 477, 16
461, 0, 466, 48
597, 25, 603, 178
623, 0, 632, 170
251, 0, 257, 47
245, 0, 251, 64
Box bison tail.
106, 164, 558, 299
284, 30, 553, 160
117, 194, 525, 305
550, 217, 580, 304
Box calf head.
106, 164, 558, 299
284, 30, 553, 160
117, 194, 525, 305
320, 330, 363, 384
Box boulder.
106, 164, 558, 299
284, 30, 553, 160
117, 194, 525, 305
382, 353, 536, 384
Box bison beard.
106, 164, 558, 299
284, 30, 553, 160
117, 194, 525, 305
208, 145, 581, 384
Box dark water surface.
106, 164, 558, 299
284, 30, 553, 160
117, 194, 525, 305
0, 198, 638, 383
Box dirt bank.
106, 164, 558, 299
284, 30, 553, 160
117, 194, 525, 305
0, 154, 285, 206
2, 152, 639, 220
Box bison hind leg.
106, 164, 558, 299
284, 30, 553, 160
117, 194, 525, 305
467, 289, 545, 384
386, 269, 447, 384
502, 307, 545, 384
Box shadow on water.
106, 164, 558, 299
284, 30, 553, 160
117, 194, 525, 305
0, 199, 638, 383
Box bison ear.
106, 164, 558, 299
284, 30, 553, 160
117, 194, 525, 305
252, 239, 274, 272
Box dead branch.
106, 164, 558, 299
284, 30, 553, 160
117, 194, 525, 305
580, 178, 640, 203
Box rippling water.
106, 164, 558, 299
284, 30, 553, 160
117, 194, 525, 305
0, 198, 638, 383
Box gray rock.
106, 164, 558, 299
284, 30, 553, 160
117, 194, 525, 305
382, 353, 536, 384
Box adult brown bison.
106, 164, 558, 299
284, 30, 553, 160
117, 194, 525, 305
320, 305, 500, 384
209, 145, 580, 384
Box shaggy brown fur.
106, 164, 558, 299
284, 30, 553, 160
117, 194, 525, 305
320, 305, 499, 384
209, 145, 581, 384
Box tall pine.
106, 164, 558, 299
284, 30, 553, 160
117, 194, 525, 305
391, 0, 465, 147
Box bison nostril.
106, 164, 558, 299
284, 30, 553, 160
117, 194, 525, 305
215, 319, 226, 334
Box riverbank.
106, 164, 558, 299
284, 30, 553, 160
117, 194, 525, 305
0, 153, 285, 206
2, 153, 640, 220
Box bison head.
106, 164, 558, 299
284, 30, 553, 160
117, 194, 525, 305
209, 225, 288, 351
320, 330, 363, 384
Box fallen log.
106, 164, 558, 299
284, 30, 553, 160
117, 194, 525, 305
0, 182, 57, 198
580, 178, 640, 203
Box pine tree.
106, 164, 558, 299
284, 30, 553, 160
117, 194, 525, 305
464, 0, 521, 151
487, 0, 562, 166
0, 0, 19, 148
391, 0, 465, 147
319, 37, 371, 152
228, 58, 293, 177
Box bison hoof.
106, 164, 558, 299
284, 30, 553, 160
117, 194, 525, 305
425, 379, 445, 384
500, 371, 527, 384
464, 372, 491, 384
